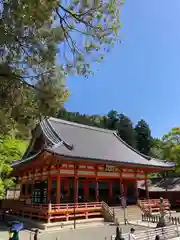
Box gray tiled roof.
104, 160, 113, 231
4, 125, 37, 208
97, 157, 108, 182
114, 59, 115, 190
138, 178, 180, 192
42, 117, 174, 169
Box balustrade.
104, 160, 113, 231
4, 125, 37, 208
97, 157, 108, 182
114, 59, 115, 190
1, 200, 103, 223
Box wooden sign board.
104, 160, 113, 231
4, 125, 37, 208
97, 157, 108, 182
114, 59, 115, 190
104, 165, 115, 172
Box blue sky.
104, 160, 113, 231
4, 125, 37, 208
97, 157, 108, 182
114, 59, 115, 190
65, 0, 180, 138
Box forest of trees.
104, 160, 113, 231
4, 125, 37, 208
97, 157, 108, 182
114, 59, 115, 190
57, 108, 159, 156
58, 109, 152, 154
58, 108, 180, 176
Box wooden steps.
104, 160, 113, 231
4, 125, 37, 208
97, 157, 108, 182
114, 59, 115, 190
113, 205, 142, 223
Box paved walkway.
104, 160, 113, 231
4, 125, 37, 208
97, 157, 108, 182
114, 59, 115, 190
0, 222, 179, 240
0, 223, 148, 240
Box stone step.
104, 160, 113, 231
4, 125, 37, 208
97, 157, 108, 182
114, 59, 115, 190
113, 205, 142, 222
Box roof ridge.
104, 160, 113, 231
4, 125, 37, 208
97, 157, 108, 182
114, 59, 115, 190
40, 120, 59, 145
49, 117, 115, 134
46, 119, 74, 151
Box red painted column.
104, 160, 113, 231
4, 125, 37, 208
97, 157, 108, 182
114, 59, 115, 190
56, 175, 60, 204
74, 165, 78, 204
95, 167, 99, 202
95, 179, 99, 202
119, 170, 123, 197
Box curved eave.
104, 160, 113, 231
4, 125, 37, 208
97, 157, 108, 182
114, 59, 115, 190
11, 148, 175, 170
45, 149, 174, 170
11, 150, 43, 168
149, 158, 176, 168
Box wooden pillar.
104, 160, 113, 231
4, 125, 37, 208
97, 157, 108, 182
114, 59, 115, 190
145, 173, 149, 199
119, 169, 123, 197
56, 175, 60, 204
48, 177, 52, 202
95, 167, 99, 202
74, 165, 78, 204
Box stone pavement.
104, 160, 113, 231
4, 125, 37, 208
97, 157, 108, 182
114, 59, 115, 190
0, 223, 179, 240
0, 223, 148, 240
1, 221, 179, 240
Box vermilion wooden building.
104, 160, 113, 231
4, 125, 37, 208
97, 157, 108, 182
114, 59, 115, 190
4, 118, 174, 224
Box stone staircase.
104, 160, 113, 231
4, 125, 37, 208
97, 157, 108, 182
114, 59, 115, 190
113, 205, 142, 223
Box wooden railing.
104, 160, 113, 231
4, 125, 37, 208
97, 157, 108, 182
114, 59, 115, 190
2, 200, 103, 222
48, 202, 103, 222
137, 199, 149, 214
138, 199, 170, 215
50, 202, 102, 210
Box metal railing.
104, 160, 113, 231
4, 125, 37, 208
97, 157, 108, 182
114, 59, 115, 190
111, 225, 180, 240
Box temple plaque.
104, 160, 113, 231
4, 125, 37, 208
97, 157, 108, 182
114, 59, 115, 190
104, 165, 115, 172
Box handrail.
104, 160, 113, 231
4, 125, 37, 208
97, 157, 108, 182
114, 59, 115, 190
2, 200, 103, 210
50, 202, 102, 210
101, 201, 116, 223
101, 201, 113, 215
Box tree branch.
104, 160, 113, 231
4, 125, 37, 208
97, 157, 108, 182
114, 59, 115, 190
0, 72, 39, 91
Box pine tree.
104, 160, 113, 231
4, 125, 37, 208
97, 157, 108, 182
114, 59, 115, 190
135, 119, 151, 155
1, 0, 122, 134
117, 114, 136, 147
